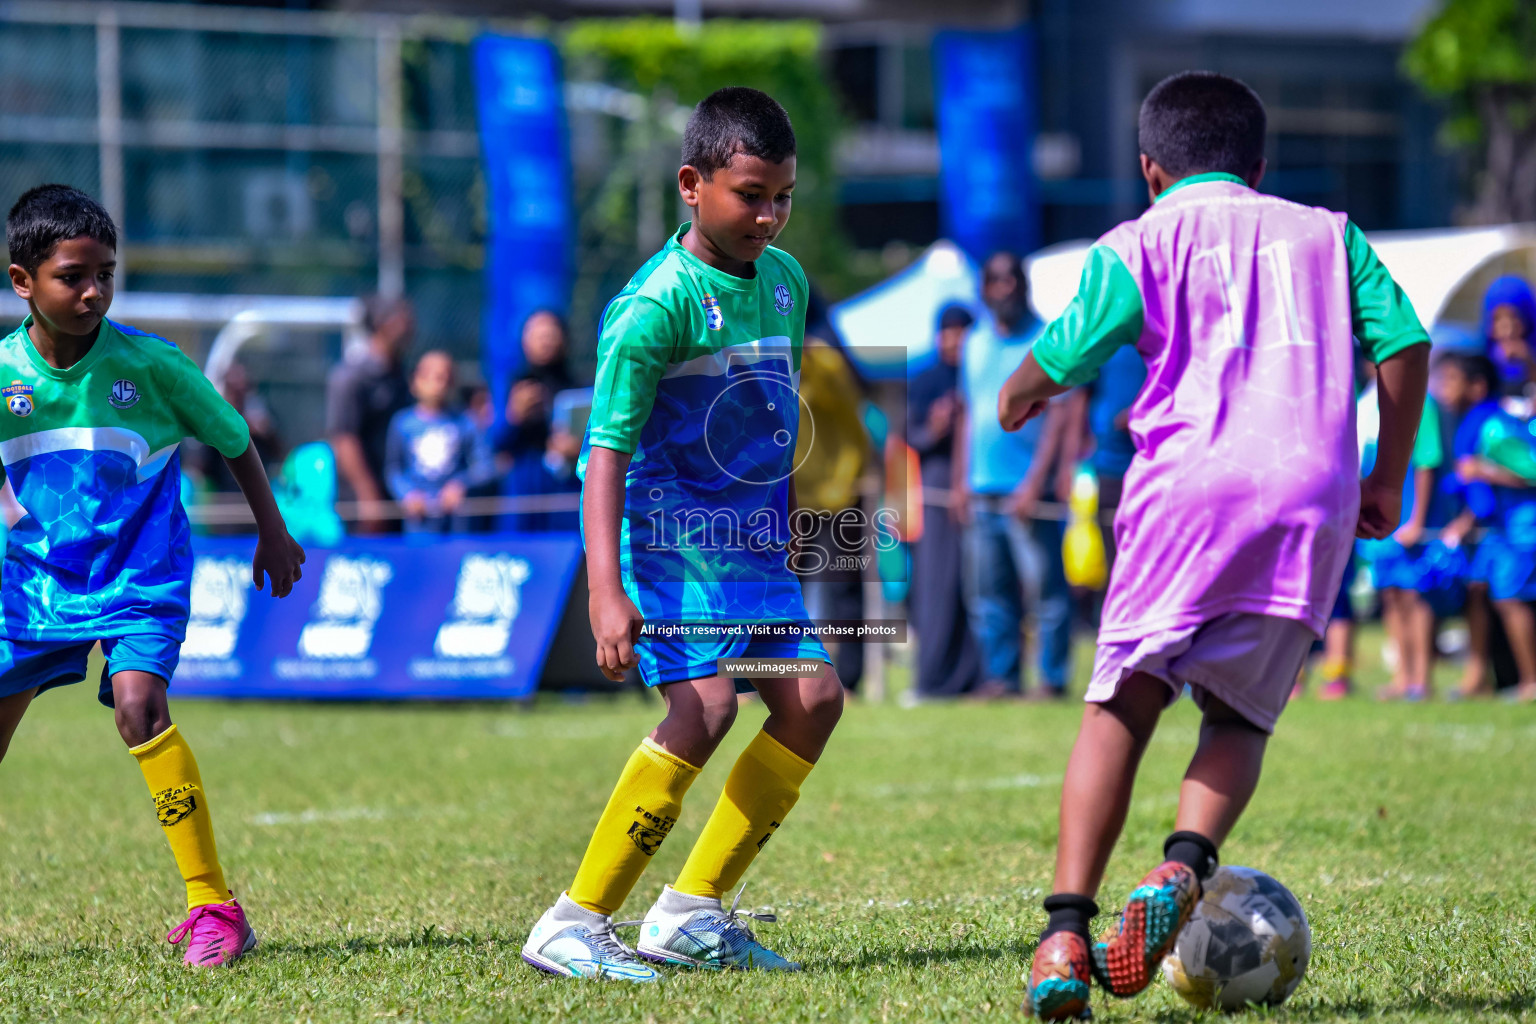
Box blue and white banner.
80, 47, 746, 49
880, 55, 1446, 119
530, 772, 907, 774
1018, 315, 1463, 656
473, 34, 573, 410
933, 26, 1038, 261
175, 535, 582, 701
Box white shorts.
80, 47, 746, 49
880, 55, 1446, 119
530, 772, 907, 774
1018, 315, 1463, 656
1086, 613, 1317, 734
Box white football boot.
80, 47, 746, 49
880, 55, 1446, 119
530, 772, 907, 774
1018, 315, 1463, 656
635, 885, 801, 971
522, 893, 661, 982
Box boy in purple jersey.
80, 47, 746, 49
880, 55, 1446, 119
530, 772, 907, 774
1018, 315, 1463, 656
998, 73, 1431, 1020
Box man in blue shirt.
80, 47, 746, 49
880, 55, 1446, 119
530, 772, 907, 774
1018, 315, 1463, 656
954, 251, 1073, 697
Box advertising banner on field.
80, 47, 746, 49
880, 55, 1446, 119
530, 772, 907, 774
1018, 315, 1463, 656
174, 535, 582, 701
934, 26, 1039, 260
473, 34, 573, 411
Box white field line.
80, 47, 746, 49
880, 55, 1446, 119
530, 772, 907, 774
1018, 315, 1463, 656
248, 807, 388, 827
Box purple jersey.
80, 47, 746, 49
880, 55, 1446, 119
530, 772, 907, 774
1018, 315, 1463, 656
1034, 175, 1428, 641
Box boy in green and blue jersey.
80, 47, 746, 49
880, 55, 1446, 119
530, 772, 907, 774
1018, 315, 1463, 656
0, 184, 306, 967
523, 87, 844, 981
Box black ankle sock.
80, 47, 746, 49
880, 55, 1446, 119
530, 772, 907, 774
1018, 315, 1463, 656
1040, 893, 1099, 940
1164, 830, 1219, 880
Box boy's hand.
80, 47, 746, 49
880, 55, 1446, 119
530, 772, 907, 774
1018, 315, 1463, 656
590, 584, 643, 682
439, 481, 466, 513
1000, 397, 1048, 433
1357, 476, 1402, 540
252, 529, 306, 598
1009, 477, 1042, 521
950, 482, 973, 526
509, 379, 548, 425
1393, 521, 1424, 548
402, 491, 429, 517
1456, 455, 1492, 483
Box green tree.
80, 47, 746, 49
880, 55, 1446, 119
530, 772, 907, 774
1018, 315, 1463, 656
1404, 0, 1536, 222
560, 19, 851, 363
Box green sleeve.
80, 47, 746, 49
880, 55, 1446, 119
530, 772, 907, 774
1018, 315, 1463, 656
1345, 220, 1431, 363
1031, 246, 1145, 388
586, 294, 674, 454
166, 349, 251, 458
1411, 398, 1442, 471
1479, 416, 1536, 483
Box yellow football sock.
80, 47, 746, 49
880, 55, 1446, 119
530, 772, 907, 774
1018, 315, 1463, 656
129, 724, 230, 911
673, 730, 814, 900
569, 738, 701, 916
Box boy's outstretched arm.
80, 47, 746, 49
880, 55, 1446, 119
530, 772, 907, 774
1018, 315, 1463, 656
223, 443, 307, 597
1359, 344, 1430, 540
584, 445, 643, 682
999, 354, 1069, 432
1000, 245, 1145, 433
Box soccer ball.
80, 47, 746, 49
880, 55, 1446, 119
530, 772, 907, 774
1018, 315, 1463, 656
1162, 865, 1311, 1011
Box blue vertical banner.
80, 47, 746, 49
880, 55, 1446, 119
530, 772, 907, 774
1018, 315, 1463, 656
933, 27, 1038, 260
473, 35, 573, 409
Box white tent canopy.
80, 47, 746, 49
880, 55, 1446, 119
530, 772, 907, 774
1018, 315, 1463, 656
831, 224, 1536, 376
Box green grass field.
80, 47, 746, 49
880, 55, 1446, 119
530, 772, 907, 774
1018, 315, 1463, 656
2, 634, 1534, 1022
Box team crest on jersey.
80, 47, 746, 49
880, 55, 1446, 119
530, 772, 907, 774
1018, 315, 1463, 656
702, 295, 724, 331
773, 283, 794, 315
109, 378, 139, 409
3, 380, 33, 418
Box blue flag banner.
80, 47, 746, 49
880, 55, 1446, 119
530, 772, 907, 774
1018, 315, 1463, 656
473, 34, 573, 410
933, 27, 1038, 261
175, 534, 583, 701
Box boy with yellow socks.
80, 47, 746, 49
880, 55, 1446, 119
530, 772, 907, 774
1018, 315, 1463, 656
521, 88, 843, 980
0, 185, 306, 966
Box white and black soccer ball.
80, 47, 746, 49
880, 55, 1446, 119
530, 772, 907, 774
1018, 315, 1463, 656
7, 394, 32, 417
1162, 865, 1311, 1011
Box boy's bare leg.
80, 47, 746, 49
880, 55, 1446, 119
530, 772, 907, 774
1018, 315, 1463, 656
651, 674, 743, 765
1378, 589, 1407, 697
1323, 618, 1353, 667
755, 666, 845, 762
0, 687, 36, 763
1051, 673, 1167, 898
1460, 584, 1492, 697
1402, 592, 1436, 696
1493, 599, 1536, 700
1172, 696, 1268, 847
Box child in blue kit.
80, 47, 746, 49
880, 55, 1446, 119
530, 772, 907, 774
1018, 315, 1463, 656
384, 349, 477, 534
1436, 352, 1536, 700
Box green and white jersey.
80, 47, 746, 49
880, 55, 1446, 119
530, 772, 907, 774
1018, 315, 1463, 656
0, 317, 250, 641
580, 223, 811, 622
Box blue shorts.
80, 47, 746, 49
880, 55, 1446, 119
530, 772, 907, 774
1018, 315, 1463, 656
638, 626, 830, 688
1364, 540, 1419, 592
0, 634, 181, 707
1469, 532, 1536, 602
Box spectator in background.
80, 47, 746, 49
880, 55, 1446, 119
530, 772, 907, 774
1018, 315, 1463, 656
326, 294, 414, 533
384, 350, 477, 535
955, 251, 1074, 699
793, 299, 872, 694
1360, 356, 1453, 701
1440, 351, 1536, 702
1483, 275, 1536, 412
191, 361, 280, 491
906, 303, 982, 698
496, 309, 581, 532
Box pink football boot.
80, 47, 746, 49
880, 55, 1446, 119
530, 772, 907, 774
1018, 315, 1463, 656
168, 898, 257, 967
